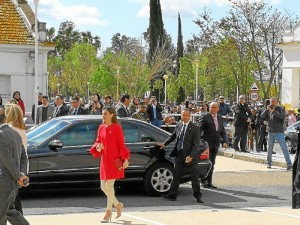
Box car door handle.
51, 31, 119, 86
86, 149, 91, 153
143, 146, 155, 149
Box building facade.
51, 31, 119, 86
0, 0, 54, 113
277, 22, 300, 108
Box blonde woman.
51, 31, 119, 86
5, 103, 28, 215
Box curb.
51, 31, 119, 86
217, 149, 288, 168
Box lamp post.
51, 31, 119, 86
87, 82, 90, 102
33, 0, 39, 125
57, 83, 60, 94
116, 66, 120, 100
163, 74, 168, 105
194, 59, 200, 101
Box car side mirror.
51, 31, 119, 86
48, 139, 63, 151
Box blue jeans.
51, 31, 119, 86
267, 132, 292, 167
151, 119, 162, 128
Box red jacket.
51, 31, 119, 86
17, 99, 25, 116
89, 123, 130, 180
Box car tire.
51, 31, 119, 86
144, 162, 174, 197
286, 138, 295, 154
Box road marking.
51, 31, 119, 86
123, 213, 166, 225
250, 208, 300, 219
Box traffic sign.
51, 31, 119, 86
250, 82, 259, 90
250, 91, 259, 102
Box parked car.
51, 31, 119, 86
285, 121, 300, 154
26, 115, 212, 196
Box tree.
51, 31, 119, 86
176, 13, 184, 76
148, 0, 165, 62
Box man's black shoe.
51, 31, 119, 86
161, 194, 177, 201
287, 165, 293, 171
196, 197, 204, 203
203, 183, 217, 189
272, 151, 276, 154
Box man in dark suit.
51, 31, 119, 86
198, 102, 228, 189
68, 97, 88, 115
233, 95, 251, 152
0, 108, 30, 225
158, 109, 203, 203
52, 94, 69, 118
116, 94, 131, 117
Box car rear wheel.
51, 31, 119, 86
144, 162, 174, 196
285, 138, 295, 154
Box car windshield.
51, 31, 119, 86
27, 119, 69, 146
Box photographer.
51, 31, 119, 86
260, 97, 292, 170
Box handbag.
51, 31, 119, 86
114, 157, 124, 170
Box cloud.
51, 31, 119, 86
135, 0, 282, 18
30, 0, 108, 26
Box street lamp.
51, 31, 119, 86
33, 0, 39, 125
116, 66, 120, 100
87, 82, 90, 102
194, 59, 200, 101
163, 74, 168, 105
57, 83, 60, 94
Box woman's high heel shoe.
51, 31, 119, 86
101, 210, 112, 223
115, 203, 124, 219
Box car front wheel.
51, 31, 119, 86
144, 162, 174, 196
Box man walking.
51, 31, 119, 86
198, 102, 228, 189
260, 97, 292, 170
158, 109, 203, 203
0, 108, 30, 225
233, 95, 252, 153
218, 96, 231, 127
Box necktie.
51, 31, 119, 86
177, 124, 186, 150
213, 115, 219, 131
153, 107, 157, 119
73, 109, 78, 115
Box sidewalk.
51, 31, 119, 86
24, 207, 300, 225
218, 148, 295, 168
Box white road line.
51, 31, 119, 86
249, 208, 300, 219
123, 213, 167, 225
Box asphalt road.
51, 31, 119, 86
20, 158, 293, 216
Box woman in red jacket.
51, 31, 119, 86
90, 107, 130, 223
13, 91, 25, 116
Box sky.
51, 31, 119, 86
28, 0, 300, 49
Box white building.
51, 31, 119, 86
277, 22, 300, 109
0, 0, 55, 112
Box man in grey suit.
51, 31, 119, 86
158, 109, 203, 203
36, 96, 55, 124
0, 108, 30, 225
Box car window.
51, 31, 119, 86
58, 123, 98, 146
27, 119, 69, 146
121, 123, 139, 143
140, 129, 157, 142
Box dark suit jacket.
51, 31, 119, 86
116, 103, 130, 117
68, 107, 89, 115
164, 121, 201, 160
198, 113, 228, 150
0, 125, 28, 191
233, 103, 251, 127
147, 104, 163, 121
52, 104, 69, 118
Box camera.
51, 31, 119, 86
269, 105, 274, 110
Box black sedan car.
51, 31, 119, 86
285, 121, 300, 154
26, 115, 211, 196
